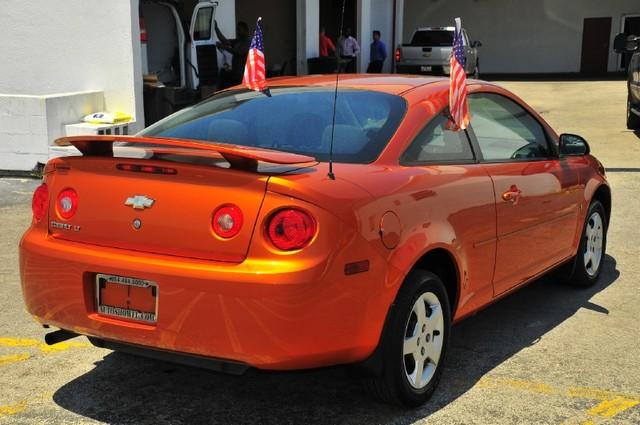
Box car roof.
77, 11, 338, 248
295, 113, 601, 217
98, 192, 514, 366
267, 74, 449, 96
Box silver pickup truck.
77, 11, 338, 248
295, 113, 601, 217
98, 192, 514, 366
395, 27, 482, 78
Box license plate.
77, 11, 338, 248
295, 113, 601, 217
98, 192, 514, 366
96, 274, 158, 323
421, 66, 433, 72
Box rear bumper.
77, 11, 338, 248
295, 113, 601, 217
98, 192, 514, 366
20, 226, 389, 370
89, 337, 249, 375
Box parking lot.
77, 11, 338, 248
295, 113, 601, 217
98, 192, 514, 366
1, 80, 639, 424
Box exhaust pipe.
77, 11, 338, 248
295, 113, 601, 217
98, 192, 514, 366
44, 329, 78, 345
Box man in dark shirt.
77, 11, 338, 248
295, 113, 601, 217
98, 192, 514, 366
367, 30, 387, 73
215, 21, 251, 87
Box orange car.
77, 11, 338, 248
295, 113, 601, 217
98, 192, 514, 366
20, 75, 610, 406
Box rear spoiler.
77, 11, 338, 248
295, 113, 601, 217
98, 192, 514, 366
55, 135, 316, 171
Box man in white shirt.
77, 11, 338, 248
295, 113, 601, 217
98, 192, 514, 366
339, 28, 360, 73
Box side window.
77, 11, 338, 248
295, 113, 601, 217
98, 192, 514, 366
193, 7, 213, 41
402, 113, 475, 164
468, 93, 551, 161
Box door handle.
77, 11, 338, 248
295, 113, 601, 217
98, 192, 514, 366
502, 185, 522, 203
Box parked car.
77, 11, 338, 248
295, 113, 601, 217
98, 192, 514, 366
614, 33, 640, 129
21, 75, 610, 407
395, 27, 481, 78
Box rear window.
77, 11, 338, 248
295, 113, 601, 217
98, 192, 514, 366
410, 30, 454, 46
139, 87, 407, 164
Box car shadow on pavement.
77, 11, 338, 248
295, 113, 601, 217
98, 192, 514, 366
52, 256, 620, 425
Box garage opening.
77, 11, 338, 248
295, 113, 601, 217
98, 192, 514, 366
236, 0, 297, 77
580, 17, 612, 75
140, 0, 298, 128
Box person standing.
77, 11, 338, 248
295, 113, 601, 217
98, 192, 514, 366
215, 20, 251, 87
367, 30, 387, 73
339, 28, 360, 73
319, 27, 336, 57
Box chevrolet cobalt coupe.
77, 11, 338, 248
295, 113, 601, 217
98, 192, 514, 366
20, 75, 610, 406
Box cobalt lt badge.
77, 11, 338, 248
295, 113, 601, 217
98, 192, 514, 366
125, 195, 155, 210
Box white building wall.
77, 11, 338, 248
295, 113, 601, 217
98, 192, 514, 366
402, 0, 640, 73
296, 0, 319, 75
368, 0, 394, 73
0, 0, 143, 171
0, 92, 104, 171
0, 0, 143, 125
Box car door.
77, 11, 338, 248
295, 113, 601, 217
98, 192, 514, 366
188, 1, 219, 89
467, 93, 582, 296
400, 111, 497, 313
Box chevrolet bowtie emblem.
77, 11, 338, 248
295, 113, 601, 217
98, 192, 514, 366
125, 195, 155, 210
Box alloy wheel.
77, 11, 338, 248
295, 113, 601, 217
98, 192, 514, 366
584, 211, 604, 277
403, 292, 444, 389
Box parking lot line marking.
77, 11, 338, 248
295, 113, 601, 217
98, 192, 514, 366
0, 336, 91, 353
0, 337, 39, 348
0, 400, 27, 418
477, 377, 555, 395
477, 376, 640, 422
38, 340, 91, 353
587, 397, 640, 418
0, 353, 30, 367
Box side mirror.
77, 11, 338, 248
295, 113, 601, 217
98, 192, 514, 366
613, 33, 639, 53
559, 134, 590, 156
471, 40, 482, 48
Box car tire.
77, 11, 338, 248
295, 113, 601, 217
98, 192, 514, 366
627, 95, 640, 130
566, 200, 607, 287
364, 270, 451, 406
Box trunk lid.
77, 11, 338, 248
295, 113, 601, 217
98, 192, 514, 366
47, 156, 267, 262
46, 135, 315, 263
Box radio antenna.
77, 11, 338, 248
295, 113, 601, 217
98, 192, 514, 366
327, 0, 346, 180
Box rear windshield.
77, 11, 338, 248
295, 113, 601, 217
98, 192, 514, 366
410, 30, 454, 46
139, 87, 407, 164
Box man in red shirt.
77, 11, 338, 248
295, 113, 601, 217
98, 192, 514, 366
319, 27, 336, 57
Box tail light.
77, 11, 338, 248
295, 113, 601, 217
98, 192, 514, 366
31, 183, 49, 222
266, 209, 316, 251
117, 164, 177, 175
212, 204, 243, 238
395, 47, 402, 62
139, 17, 148, 43
56, 188, 78, 220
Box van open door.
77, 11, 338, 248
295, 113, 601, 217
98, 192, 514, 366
188, 1, 219, 89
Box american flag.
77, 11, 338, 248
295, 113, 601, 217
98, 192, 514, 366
449, 17, 470, 131
243, 18, 268, 92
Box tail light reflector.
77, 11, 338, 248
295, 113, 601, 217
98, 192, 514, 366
266, 209, 316, 251
395, 47, 402, 62
212, 204, 243, 238
56, 188, 78, 220
31, 183, 49, 222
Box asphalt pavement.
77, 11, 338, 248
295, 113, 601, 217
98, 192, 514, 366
0, 80, 638, 424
